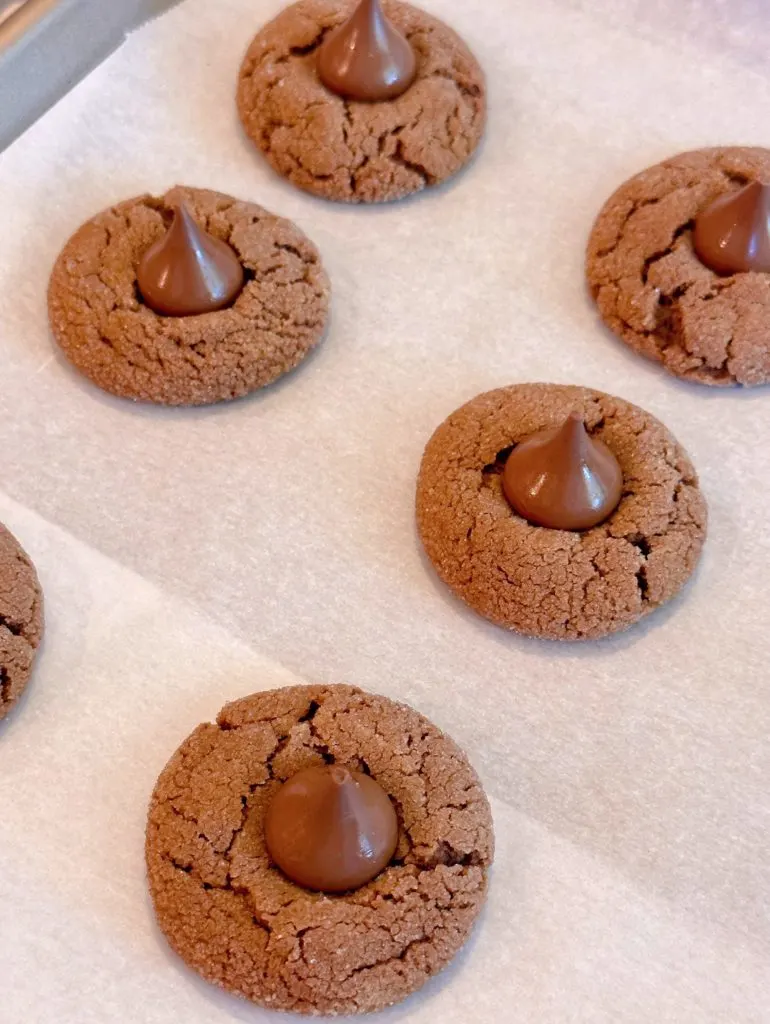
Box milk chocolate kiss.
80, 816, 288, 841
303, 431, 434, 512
502, 413, 623, 531
317, 0, 417, 102
693, 180, 770, 275
264, 765, 398, 892
136, 203, 244, 316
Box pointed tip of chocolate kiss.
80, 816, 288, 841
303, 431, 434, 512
328, 765, 353, 787
317, 0, 417, 103
561, 410, 586, 438
171, 201, 197, 234
136, 200, 244, 317
501, 413, 623, 531
693, 179, 770, 276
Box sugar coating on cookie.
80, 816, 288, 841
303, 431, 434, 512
146, 684, 494, 1015
587, 147, 770, 386
237, 0, 486, 204
416, 383, 707, 641
48, 187, 330, 406
0, 524, 43, 722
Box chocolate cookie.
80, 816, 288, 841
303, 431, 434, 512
146, 684, 493, 1015
0, 524, 43, 722
587, 147, 770, 386
48, 187, 330, 405
237, 0, 486, 204
416, 384, 707, 641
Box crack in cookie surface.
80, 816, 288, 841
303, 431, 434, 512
237, 0, 486, 204
47, 187, 330, 405
586, 147, 770, 386
0, 525, 43, 721
416, 384, 707, 640
146, 684, 493, 1015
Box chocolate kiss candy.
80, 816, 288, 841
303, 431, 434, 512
693, 180, 770, 275
264, 765, 398, 892
317, 0, 417, 102
502, 412, 623, 531
136, 203, 244, 316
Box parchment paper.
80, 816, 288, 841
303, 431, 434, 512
1, 1, 770, 1020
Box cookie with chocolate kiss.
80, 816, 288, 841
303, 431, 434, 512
416, 383, 707, 641
146, 684, 493, 1015
48, 186, 330, 405
237, 0, 486, 203
587, 146, 770, 386
0, 522, 43, 723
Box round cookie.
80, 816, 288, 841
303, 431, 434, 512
0, 524, 43, 722
146, 684, 493, 1015
237, 0, 486, 204
416, 383, 707, 641
48, 187, 330, 405
587, 146, 770, 386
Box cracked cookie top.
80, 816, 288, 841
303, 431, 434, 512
587, 147, 770, 387
0, 523, 43, 722
236, 0, 486, 203
416, 383, 707, 641
146, 684, 493, 1015
47, 187, 330, 406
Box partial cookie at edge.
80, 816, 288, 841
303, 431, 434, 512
48, 186, 330, 405
146, 684, 493, 1015
237, 0, 486, 203
416, 383, 707, 640
586, 146, 770, 386
0, 524, 43, 722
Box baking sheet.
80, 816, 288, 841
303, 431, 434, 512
1, 0, 770, 1020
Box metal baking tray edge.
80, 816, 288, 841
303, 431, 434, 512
0, 0, 63, 53
0, 0, 141, 153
